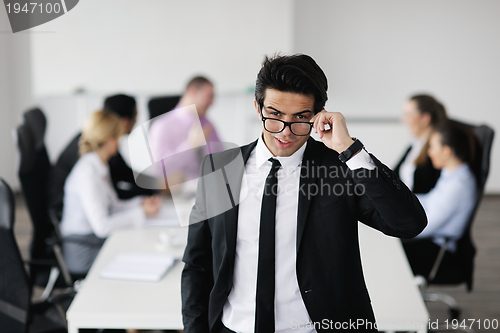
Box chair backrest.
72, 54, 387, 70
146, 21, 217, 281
47, 133, 81, 222
436, 119, 495, 290
148, 95, 181, 120
16, 108, 55, 285
0, 179, 31, 331
450, 119, 494, 231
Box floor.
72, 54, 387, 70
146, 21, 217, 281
423, 195, 500, 332
13, 193, 500, 332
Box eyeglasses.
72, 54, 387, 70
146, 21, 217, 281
259, 106, 313, 136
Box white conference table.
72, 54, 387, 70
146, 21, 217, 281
66, 223, 428, 333
358, 223, 429, 333
66, 226, 187, 333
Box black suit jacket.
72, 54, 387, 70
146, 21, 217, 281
393, 145, 441, 194
181, 138, 427, 332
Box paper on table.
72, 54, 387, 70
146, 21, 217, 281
100, 252, 177, 282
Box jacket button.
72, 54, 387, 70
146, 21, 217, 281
393, 179, 398, 185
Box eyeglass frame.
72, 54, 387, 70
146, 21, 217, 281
258, 104, 314, 137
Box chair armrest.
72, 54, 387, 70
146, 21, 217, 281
47, 288, 76, 304
48, 208, 63, 241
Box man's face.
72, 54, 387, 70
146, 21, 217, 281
194, 83, 214, 117
126, 107, 138, 134
256, 89, 315, 157
427, 132, 450, 169
402, 100, 430, 137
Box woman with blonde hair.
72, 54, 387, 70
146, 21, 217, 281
60, 110, 161, 276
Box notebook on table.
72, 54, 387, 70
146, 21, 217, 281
100, 252, 177, 282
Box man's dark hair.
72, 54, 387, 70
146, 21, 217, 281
104, 94, 137, 120
255, 54, 328, 114
186, 76, 213, 91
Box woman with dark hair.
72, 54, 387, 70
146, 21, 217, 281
395, 94, 448, 193
403, 121, 477, 277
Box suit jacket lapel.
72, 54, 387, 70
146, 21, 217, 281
297, 138, 324, 252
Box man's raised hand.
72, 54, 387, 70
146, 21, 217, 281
312, 110, 354, 153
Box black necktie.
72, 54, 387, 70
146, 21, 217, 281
255, 158, 281, 333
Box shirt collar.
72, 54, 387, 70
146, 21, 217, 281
442, 163, 468, 178
84, 151, 109, 178
255, 134, 307, 176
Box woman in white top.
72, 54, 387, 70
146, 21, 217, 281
394, 94, 448, 194
60, 110, 161, 276
403, 121, 477, 278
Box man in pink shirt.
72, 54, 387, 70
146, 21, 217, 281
149, 76, 221, 190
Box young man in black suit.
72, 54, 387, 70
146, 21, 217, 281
181, 54, 427, 333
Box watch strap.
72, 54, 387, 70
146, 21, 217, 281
338, 138, 364, 163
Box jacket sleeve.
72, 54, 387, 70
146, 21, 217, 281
181, 155, 214, 333
351, 154, 427, 238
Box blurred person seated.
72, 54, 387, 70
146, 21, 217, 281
48, 94, 154, 220
60, 110, 161, 277
148, 76, 221, 193
395, 94, 448, 194
403, 121, 477, 277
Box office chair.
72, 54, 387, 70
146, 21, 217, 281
47, 133, 81, 223
15, 108, 74, 299
420, 119, 494, 320
0, 178, 71, 333
147, 95, 181, 120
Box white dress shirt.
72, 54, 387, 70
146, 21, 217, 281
222, 137, 375, 333
415, 164, 476, 252
399, 137, 425, 190
60, 152, 146, 239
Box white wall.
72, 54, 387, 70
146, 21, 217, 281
2, 0, 499, 192
28, 0, 293, 159
1, 0, 294, 190
294, 0, 500, 192
0, 9, 16, 188
30, 0, 294, 96
0, 8, 34, 190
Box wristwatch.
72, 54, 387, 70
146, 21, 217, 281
338, 138, 364, 163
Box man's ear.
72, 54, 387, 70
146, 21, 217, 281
186, 85, 196, 97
